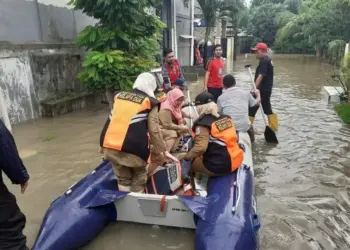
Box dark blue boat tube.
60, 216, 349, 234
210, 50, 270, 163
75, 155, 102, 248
32, 161, 121, 250
33, 161, 259, 250
190, 165, 260, 250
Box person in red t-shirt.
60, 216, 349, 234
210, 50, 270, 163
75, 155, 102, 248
162, 48, 186, 92
203, 44, 225, 102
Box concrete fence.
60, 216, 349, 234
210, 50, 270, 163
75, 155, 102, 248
0, 42, 84, 125
0, 0, 96, 125
0, 0, 96, 42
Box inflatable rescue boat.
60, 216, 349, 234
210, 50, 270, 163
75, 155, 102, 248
32, 127, 260, 250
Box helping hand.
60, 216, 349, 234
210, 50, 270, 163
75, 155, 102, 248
180, 125, 192, 134
164, 151, 179, 163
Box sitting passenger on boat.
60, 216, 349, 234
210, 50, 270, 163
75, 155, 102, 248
217, 74, 260, 141
180, 92, 244, 176
148, 88, 191, 176
99, 72, 173, 193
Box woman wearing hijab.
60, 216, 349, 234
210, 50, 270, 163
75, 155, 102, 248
181, 92, 244, 176
100, 72, 174, 192
159, 88, 192, 152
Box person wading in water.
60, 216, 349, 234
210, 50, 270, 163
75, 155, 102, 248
249, 42, 278, 132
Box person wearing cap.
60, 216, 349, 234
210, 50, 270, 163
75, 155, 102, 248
180, 92, 244, 177
203, 44, 225, 103
217, 74, 261, 141
249, 42, 278, 132
173, 78, 187, 92
162, 48, 186, 92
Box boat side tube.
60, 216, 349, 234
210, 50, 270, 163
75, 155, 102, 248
179, 165, 260, 250
32, 161, 124, 250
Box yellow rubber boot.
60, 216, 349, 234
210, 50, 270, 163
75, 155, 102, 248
268, 114, 279, 132
249, 116, 255, 124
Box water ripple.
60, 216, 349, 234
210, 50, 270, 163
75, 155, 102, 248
234, 56, 350, 250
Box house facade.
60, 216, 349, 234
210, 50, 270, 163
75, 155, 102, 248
160, 0, 193, 66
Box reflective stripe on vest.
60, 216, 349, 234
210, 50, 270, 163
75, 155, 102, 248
103, 91, 154, 161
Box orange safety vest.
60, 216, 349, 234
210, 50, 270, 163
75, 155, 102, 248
101, 90, 159, 161
193, 115, 243, 174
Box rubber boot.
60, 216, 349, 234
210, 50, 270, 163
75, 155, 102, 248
249, 116, 255, 124
118, 185, 131, 192
267, 114, 279, 132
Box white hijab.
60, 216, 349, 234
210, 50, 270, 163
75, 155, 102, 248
133, 72, 157, 98
196, 102, 220, 118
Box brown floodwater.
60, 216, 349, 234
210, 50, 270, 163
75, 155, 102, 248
6, 55, 350, 250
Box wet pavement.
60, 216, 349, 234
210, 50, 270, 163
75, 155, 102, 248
5, 55, 350, 249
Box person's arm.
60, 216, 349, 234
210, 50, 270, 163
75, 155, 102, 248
162, 64, 171, 91
255, 59, 268, 89
217, 97, 223, 114
204, 72, 210, 92
253, 90, 261, 106
178, 64, 185, 81
181, 111, 192, 119
148, 107, 167, 155
0, 122, 29, 193
183, 126, 210, 160
203, 60, 212, 91
159, 109, 184, 132
248, 90, 260, 107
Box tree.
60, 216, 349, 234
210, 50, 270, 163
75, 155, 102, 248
284, 0, 301, 14
247, 3, 284, 46
68, 0, 164, 107
220, 0, 248, 60
274, 0, 350, 57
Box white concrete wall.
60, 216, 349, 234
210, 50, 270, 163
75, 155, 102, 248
0, 46, 83, 124
175, 0, 191, 66
0, 50, 36, 124
0, 0, 96, 42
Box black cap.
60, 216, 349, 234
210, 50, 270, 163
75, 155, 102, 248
195, 92, 214, 105
173, 78, 187, 90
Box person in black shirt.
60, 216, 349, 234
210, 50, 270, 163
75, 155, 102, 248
249, 42, 278, 132
0, 120, 29, 250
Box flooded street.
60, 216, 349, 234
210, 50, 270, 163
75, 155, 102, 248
6, 55, 350, 250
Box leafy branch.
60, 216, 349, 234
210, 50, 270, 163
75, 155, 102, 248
69, 0, 165, 91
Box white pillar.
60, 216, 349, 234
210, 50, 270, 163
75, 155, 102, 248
190, 0, 195, 66
173, 0, 178, 58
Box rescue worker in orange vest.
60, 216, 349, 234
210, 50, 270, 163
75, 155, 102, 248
180, 92, 244, 176
100, 73, 174, 192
